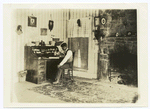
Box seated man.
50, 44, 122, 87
53, 43, 73, 84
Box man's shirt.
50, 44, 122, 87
59, 48, 73, 66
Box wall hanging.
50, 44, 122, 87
100, 17, 107, 25
16, 25, 23, 35
48, 20, 54, 31
28, 16, 37, 27
77, 19, 81, 27
40, 28, 47, 36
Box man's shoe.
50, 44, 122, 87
53, 81, 59, 84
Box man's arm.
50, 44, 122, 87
59, 50, 72, 66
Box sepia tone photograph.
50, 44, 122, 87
3, 3, 148, 108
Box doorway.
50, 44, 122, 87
68, 37, 88, 70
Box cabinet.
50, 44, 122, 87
25, 49, 47, 84
25, 59, 46, 84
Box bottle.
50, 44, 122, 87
54, 50, 57, 56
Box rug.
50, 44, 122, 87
29, 80, 138, 103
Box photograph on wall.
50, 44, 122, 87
40, 28, 47, 36
28, 16, 37, 27
3, 3, 148, 108
16, 25, 23, 35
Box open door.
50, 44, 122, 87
68, 37, 88, 70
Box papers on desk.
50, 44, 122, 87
38, 57, 59, 59
48, 57, 59, 59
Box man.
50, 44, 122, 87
53, 43, 73, 84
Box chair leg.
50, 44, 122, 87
67, 70, 72, 80
72, 70, 73, 80
108, 69, 111, 82
68, 69, 70, 79
70, 70, 73, 81
67, 70, 70, 80
61, 69, 65, 82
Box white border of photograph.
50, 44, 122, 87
3, 2, 148, 108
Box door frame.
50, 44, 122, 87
67, 17, 99, 79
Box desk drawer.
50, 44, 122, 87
38, 65, 45, 69
38, 60, 45, 65
38, 68, 45, 75
33, 75, 46, 84
38, 70, 45, 74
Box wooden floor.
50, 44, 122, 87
12, 76, 138, 104
13, 81, 66, 103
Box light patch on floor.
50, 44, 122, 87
13, 81, 66, 103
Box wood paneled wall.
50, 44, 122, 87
13, 9, 70, 82
15, 9, 70, 45
13, 9, 103, 79
14, 9, 106, 46
68, 9, 102, 19
67, 9, 101, 76
15, 9, 135, 80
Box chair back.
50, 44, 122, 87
71, 52, 75, 69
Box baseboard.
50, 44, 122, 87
73, 70, 97, 79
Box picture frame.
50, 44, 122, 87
100, 17, 107, 25
28, 16, 37, 27
16, 25, 23, 35
94, 17, 100, 27
40, 28, 47, 36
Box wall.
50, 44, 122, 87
95, 10, 137, 80
98, 37, 137, 80
67, 9, 137, 79
13, 9, 70, 83
13, 9, 101, 82
67, 9, 100, 78
100, 10, 137, 37
12, 9, 137, 82
67, 9, 137, 38
15, 9, 70, 45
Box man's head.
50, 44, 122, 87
61, 43, 67, 51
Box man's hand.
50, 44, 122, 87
57, 65, 61, 68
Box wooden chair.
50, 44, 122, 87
62, 52, 75, 81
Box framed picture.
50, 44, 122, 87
94, 17, 100, 27
16, 25, 23, 35
40, 28, 47, 36
100, 17, 107, 25
28, 16, 37, 27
